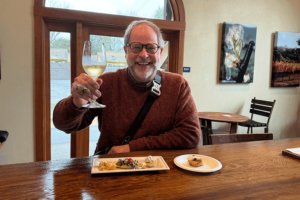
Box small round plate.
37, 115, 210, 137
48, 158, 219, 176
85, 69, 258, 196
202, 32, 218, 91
174, 154, 222, 173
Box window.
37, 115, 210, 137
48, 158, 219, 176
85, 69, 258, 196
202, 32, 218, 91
88, 35, 127, 156
45, 0, 173, 20
34, 0, 186, 161
50, 32, 71, 160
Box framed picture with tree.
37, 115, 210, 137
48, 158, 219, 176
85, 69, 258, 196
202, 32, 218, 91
219, 22, 257, 83
271, 31, 300, 87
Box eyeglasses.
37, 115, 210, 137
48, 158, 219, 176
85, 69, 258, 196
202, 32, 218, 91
126, 42, 160, 54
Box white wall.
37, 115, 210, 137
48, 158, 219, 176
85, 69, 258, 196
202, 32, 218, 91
183, 0, 300, 138
0, 0, 34, 165
0, 0, 300, 165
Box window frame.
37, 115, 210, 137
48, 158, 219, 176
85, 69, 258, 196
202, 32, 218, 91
34, 0, 186, 161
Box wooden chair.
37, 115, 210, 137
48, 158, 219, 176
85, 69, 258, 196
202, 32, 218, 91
201, 125, 211, 145
0, 130, 9, 150
209, 133, 273, 145
239, 97, 276, 133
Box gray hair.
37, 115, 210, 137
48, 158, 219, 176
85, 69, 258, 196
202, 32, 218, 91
124, 20, 164, 48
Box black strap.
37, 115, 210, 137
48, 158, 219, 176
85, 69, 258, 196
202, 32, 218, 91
94, 71, 161, 155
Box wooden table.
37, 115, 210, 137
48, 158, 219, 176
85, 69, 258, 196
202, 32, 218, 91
1, 138, 300, 199
198, 112, 249, 133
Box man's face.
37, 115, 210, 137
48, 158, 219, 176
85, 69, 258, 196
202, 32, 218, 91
124, 24, 163, 83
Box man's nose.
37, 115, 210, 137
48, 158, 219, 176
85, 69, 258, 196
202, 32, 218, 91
138, 47, 149, 59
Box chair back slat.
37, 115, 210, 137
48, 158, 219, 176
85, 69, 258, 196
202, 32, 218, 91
252, 99, 274, 106
250, 109, 270, 117
251, 104, 272, 112
240, 97, 276, 133
209, 133, 273, 145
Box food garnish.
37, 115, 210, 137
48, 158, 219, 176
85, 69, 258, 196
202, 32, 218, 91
187, 155, 204, 167
145, 155, 157, 168
116, 158, 139, 169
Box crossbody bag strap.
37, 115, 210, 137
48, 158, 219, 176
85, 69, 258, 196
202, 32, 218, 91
94, 71, 161, 155
120, 70, 161, 145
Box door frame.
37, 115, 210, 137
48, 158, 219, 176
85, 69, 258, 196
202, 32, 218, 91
34, 0, 186, 161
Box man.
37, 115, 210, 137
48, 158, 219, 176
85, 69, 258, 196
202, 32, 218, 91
53, 20, 201, 154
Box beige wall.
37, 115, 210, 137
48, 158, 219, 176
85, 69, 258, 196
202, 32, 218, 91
183, 0, 300, 139
0, 0, 34, 165
0, 0, 299, 165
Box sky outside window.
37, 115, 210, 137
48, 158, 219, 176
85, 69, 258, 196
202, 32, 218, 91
45, 0, 166, 20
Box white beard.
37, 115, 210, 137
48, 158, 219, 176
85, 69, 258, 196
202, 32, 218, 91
126, 58, 158, 82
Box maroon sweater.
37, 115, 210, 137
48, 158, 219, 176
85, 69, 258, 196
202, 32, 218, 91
53, 68, 201, 152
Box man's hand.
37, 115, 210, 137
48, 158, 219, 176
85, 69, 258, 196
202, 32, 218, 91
108, 144, 130, 154
71, 73, 103, 108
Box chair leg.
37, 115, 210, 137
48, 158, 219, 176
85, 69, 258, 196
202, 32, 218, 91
201, 126, 209, 145
208, 128, 213, 145
264, 127, 268, 133
247, 127, 250, 134
203, 129, 207, 145
251, 127, 253, 133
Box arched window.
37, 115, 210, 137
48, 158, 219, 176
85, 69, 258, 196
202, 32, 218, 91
34, 0, 186, 161
45, 0, 173, 21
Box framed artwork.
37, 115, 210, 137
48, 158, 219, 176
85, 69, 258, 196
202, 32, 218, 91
271, 31, 300, 87
219, 22, 257, 83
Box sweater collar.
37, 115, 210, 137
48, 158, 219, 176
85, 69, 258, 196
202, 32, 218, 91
127, 68, 153, 87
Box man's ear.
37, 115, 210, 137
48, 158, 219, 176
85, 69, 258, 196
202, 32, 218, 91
160, 47, 163, 56
124, 46, 127, 57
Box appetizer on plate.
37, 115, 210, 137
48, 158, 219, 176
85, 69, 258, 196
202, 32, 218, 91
116, 158, 139, 169
187, 155, 204, 167
145, 155, 157, 168
98, 161, 117, 171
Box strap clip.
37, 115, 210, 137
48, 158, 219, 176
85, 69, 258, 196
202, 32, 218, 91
150, 80, 161, 97
121, 136, 131, 145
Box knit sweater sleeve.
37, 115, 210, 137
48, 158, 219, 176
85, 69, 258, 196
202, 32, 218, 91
53, 95, 97, 133
128, 79, 201, 151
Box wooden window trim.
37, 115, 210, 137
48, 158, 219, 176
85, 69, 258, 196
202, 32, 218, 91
34, 0, 186, 161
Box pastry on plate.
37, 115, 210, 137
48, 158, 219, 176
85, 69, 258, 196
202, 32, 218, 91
187, 155, 204, 167
145, 155, 157, 168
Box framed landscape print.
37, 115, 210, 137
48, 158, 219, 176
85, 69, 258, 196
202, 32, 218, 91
219, 22, 257, 83
271, 31, 300, 87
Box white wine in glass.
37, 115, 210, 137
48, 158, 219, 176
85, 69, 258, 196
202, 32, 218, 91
81, 40, 107, 108
82, 64, 106, 79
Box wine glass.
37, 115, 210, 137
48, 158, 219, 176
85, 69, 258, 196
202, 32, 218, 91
81, 40, 107, 108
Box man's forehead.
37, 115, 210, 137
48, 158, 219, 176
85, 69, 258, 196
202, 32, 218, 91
129, 24, 158, 42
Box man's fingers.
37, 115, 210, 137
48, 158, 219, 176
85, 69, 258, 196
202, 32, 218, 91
107, 145, 130, 154
76, 73, 99, 89
96, 78, 103, 86
74, 78, 101, 97
86, 78, 100, 90
72, 84, 91, 97
72, 74, 102, 106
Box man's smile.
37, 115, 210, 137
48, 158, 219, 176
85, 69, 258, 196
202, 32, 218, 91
135, 62, 153, 67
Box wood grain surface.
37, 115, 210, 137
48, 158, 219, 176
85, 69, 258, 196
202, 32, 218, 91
209, 133, 273, 144
198, 112, 249, 123
198, 112, 250, 134
1, 138, 300, 199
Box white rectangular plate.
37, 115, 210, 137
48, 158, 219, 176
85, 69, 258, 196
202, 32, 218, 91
91, 156, 170, 174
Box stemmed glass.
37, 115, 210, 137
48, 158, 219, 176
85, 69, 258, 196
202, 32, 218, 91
81, 40, 107, 108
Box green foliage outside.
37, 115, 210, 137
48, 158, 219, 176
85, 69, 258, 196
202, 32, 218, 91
50, 38, 71, 52
50, 6, 164, 52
